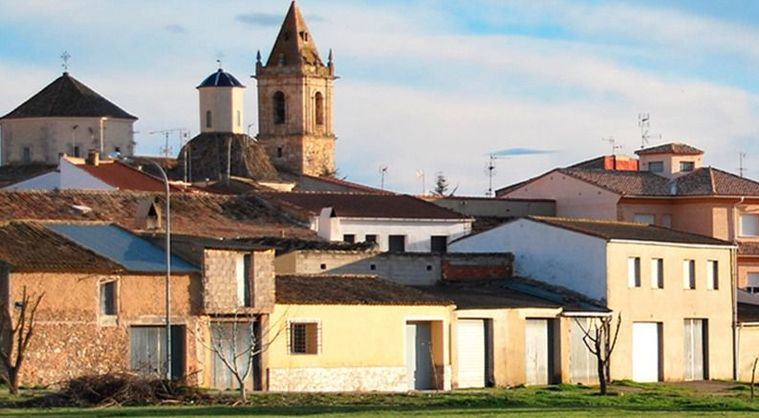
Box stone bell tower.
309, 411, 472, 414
255, 1, 336, 176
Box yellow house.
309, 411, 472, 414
450, 216, 736, 382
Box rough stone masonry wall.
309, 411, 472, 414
7, 272, 200, 387
251, 250, 276, 312
202, 249, 241, 313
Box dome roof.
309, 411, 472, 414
197, 69, 245, 89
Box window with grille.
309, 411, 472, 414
289, 322, 319, 355
648, 161, 664, 173
680, 161, 695, 172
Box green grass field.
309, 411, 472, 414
0, 381, 757, 417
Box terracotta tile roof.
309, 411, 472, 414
297, 174, 388, 194
0, 221, 122, 272
419, 277, 608, 312
635, 143, 703, 156
530, 216, 732, 246
680, 167, 759, 196
261, 191, 471, 220
77, 161, 191, 192
1, 72, 137, 120
0, 190, 316, 239
275, 275, 453, 306
560, 168, 672, 195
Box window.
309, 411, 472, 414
683, 259, 696, 289
315, 92, 324, 126
276, 147, 283, 158
706, 260, 719, 290
661, 214, 672, 228
430, 236, 447, 253
100, 281, 117, 315
290, 322, 319, 354
648, 161, 664, 173
628, 257, 641, 287
22, 147, 31, 163
273, 91, 286, 124
680, 161, 695, 172
236, 110, 241, 127
236, 254, 251, 307
365, 234, 377, 243
388, 235, 406, 253
745, 273, 759, 294
343, 234, 355, 244
740, 214, 759, 237
205, 110, 212, 128
633, 214, 655, 225
651, 258, 664, 289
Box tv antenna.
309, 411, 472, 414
739, 152, 747, 178
485, 154, 501, 197
378, 165, 388, 190
149, 128, 188, 158
415, 169, 426, 195
638, 113, 661, 149
60, 51, 71, 72
602, 137, 622, 155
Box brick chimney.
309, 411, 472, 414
86, 149, 100, 166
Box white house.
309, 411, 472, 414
263, 191, 473, 252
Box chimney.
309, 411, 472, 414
86, 149, 100, 166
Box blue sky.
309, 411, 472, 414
0, 0, 757, 194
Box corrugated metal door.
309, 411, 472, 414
130, 326, 185, 379
457, 319, 486, 388
525, 319, 549, 385
633, 322, 660, 382
211, 322, 255, 390
406, 322, 433, 390
570, 318, 599, 384
684, 319, 706, 381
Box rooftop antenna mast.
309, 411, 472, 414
486, 154, 500, 198
60, 51, 71, 72
638, 113, 661, 149
602, 137, 622, 155
379, 165, 388, 190
739, 152, 747, 178
149, 128, 187, 158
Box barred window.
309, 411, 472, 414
290, 322, 319, 354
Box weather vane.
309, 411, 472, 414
60, 51, 71, 72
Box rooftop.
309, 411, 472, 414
1, 72, 137, 120
275, 275, 453, 306
635, 143, 704, 156
529, 216, 733, 246
197, 68, 245, 88
265, 1, 325, 68
261, 191, 471, 220
74, 159, 191, 192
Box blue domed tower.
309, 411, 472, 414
197, 68, 245, 134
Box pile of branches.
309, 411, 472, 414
22, 373, 213, 407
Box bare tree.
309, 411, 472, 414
575, 313, 622, 396
432, 172, 449, 196
0, 286, 44, 395
196, 311, 286, 402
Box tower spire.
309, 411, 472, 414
265, 0, 324, 67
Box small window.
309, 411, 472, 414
277, 147, 283, 158
100, 281, 117, 316
236, 254, 251, 307
22, 147, 31, 163
73, 145, 81, 158
628, 257, 641, 288
680, 161, 695, 172
113, 146, 121, 154
343, 234, 355, 244
430, 236, 448, 253
388, 235, 406, 253
369, 264, 377, 271
273, 91, 286, 124
206, 110, 212, 128
746, 273, 759, 294
365, 234, 377, 243
236, 110, 241, 127
290, 322, 319, 354
320, 263, 327, 270
426, 265, 433, 271
633, 214, 655, 225
651, 258, 664, 289
706, 260, 719, 290
315, 92, 324, 126
648, 161, 664, 173
683, 259, 696, 289
740, 214, 759, 237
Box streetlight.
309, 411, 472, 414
115, 153, 172, 379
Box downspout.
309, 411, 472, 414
731, 196, 744, 380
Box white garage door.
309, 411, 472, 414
525, 319, 549, 385
457, 319, 486, 388
633, 322, 660, 382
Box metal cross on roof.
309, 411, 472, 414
60, 51, 71, 72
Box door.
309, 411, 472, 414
406, 322, 434, 390
570, 318, 599, 384
457, 319, 486, 388
684, 319, 707, 381
633, 322, 661, 382
130, 325, 185, 379
525, 319, 549, 385
211, 321, 259, 390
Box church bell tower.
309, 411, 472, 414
255, 1, 336, 176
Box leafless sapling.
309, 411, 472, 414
575, 313, 622, 396
0, 286, 44, 395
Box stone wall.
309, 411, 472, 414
251, 250, 276, 312
202, 249, 276, 313
268, 366, 408, 392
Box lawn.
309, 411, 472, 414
0, 381, 757, 417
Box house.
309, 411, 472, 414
450, 216, 736, 382
263, 191, 473, 252
737, 292, 759, 382
498, 142, 759, 292
4, 153, 194, 192
0, 72, 137, 165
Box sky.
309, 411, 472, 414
0, 0, 757, 195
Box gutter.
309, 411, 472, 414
732, 196, 744, 381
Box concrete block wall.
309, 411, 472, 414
202, 249, 276, 313
251, 249, 276, 312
